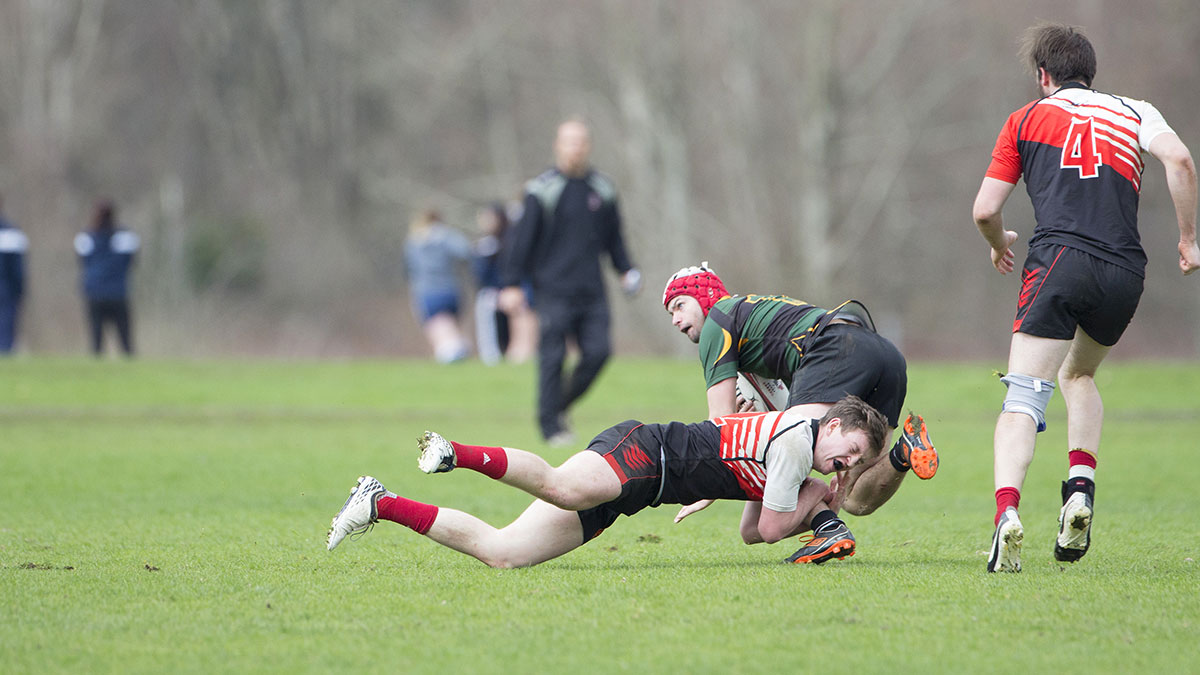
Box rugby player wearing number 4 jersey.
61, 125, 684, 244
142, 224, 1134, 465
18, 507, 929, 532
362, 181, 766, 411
973, 22, 1199, 573
326, 395, 887, 568
662, 263, 939, 565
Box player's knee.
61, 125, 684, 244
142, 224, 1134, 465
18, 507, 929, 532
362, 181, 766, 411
479, 550, 529, 569
540, 484, 599, 511
1057, 368, 1096, 387
1000, 373, 1056, 432
841, 499, 876, 517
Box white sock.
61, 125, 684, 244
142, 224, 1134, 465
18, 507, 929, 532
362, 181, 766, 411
1068, 465, 1096, 482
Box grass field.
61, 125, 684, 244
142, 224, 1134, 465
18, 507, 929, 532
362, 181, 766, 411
2, 357, 1198, 673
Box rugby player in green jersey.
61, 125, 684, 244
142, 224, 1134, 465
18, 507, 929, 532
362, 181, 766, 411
662, 263, 938, 563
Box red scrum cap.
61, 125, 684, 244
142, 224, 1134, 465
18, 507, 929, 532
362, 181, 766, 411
662, 262, 729, 316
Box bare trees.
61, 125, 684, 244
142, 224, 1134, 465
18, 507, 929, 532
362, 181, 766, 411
0, 1, 1195, 357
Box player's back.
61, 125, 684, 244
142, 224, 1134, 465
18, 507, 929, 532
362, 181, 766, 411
993, 84, 1174, 272
700, 295, 824, 385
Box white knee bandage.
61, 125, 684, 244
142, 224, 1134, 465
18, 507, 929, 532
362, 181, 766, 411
1000, 373, 1056, 432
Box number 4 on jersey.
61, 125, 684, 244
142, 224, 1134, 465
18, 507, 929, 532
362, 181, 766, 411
1060, 117, 1103, 178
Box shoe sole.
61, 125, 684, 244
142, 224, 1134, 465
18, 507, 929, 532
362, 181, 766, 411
418, 432, 455, 474
903, 415, 938, 480
1054, 502, 1092, 562
988, 520, 1023, 572
787, 540, 856, 565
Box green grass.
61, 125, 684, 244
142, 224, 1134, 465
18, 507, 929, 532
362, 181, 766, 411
1, 357, 1197, 673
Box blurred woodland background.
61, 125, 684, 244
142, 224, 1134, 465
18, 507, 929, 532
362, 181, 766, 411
2, 0, 1197, 359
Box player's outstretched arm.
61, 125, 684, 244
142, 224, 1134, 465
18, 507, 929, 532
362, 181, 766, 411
973, 177, 1020, 275
1149, 133, 1200, 275
674, 499, 714, 523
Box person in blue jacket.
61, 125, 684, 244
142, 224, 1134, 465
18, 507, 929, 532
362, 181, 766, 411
75, 199, 139, 356
0, 194, 28, 355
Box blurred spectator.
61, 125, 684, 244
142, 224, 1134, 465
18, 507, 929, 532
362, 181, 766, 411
0, 194, 28, 355
405, 208, 471, 363
75, 199, 139, 357
472, 202, 537, 365
499, 117, 641, 444
472, 203, 508, 365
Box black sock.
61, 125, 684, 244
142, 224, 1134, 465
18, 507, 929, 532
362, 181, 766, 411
888, 439, 909, 473
810, 509, 842, 533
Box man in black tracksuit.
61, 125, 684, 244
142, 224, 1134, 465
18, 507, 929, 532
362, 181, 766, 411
499, 118, 641, 444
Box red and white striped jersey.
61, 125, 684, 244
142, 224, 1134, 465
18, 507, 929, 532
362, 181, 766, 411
711, 408, 815, 512
985, 82, 1175, 275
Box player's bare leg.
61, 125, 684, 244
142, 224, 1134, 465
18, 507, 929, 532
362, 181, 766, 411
989, 332, 1071, 572
994, 333, 1071, 492
1054, 328, 1109, 562
1058, 329, 1108, 459
327, 474, 588, 568
419, 431, 622, 510
423, 498, 586, 568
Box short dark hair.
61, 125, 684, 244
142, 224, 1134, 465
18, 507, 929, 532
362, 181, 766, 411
819, 395, 889, 459
1020, 21, 1096, 87
92, 198, 116, 231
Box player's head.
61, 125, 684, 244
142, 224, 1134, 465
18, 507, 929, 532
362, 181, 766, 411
663, 262, 730, 343
92, 198, 116, 231
663, 262, 729, 316
1020, 21, 1095, 88
554, 117, 592, 177
813, 395, 888, 473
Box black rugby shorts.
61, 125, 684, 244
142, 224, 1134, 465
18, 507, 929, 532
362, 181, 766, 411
1013, 245, 1143, 347
786, 323, 907, 428
576, 421, 664, 541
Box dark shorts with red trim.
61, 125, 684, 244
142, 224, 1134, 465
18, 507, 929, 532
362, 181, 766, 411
576, 419, 736, 542
1013, 244, 1143, 347
577, 421, 665, 542
787, 323, 907, 428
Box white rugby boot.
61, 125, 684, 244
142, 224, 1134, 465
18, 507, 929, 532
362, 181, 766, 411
417, 431, 456, 474
987, 507, 1023, 573
1054, 478, 1094, 562
327, 476, 386, 551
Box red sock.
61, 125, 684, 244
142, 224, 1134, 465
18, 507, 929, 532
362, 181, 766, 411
376, 496, 439, 535
1068, 449, 1097, 470
995, 487, 1020, 525
451, 441, 508, 479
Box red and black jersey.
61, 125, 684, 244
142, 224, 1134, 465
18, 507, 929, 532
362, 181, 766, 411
986, 82, 1175, 277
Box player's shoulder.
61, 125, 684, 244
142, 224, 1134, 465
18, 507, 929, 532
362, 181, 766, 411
710, 294, 742, 313
744, 292, 808, 305
0, 226, 28, 253
586, 170, 619, 201
525, 168, 564, 194
780, 409, 817, 437
112, 229, 140, 254
1094, 89, 1160, 121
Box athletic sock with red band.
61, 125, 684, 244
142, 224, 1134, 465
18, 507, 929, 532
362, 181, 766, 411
450, 441, 509, 479
377, 495, 439, 535
1068, 449, 1097, 482
994, 487, 1020, 525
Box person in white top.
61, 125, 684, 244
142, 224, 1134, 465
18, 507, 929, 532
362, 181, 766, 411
326, 395, 888, 568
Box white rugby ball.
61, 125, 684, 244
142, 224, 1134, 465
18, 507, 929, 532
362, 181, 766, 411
735, 372, 790, 412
